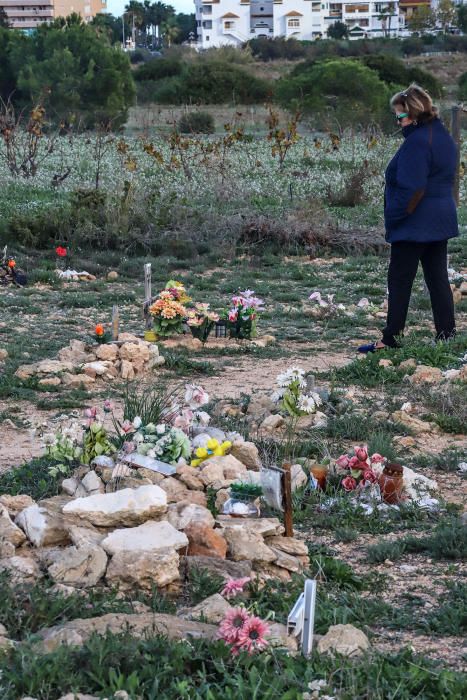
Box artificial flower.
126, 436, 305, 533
185, 384, 210, 409
336, 455, 350, 469
362, 469, 377, 484
95, 324, 105, 337
133, 416, 142, 429
235, 615, 270, 655
218, 607, 250, 644
371, 453, 385, 464
354, 445, 368, 462
342, 476, 357, 491
103, 399, 114, 413
221, 577, 251, 599
173, 408, 194, 433
55, 246, 67, 257
7, 259, 16, 268
121, 420, 133, 434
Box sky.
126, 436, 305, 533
107, 0, 195, 17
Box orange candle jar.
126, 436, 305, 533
310, 464, 328, 490
378, 463, 404, 504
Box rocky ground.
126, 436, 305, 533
0, 250, 466, 698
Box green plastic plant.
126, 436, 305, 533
230, 482, 263, 499
82, 422, 116, 465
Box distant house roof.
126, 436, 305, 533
222, 12, 240, 17
285, 10, 303, 16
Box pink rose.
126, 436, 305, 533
371, 453, 385, 464
342, 476, 357, 491
336, 455, 350, 469
349, 456, 359, 468
354, 445, 368, 462
362, 469, 377, 484
353, 460, 369, 471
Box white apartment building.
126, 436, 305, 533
194, 0, 404, 47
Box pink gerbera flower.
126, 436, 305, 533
218, 607, 250, 644
235, 615, 270, 655
221, 577, 251, 599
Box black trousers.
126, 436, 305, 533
382, 240, 456, 347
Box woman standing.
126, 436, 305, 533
359, 84, 458, 353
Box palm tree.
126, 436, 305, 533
161, 19, 180, 47
378, 5, 396, 38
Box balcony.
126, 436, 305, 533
4, 8, 53, 16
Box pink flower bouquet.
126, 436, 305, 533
336, 445, 385, 492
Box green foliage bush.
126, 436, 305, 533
360, 54, 443, 98
134, 56, 183, 81
1, 16, 135, 128
178, 111, 215, 134
0, 456, 64, 500
248, 36, 309, 61
366, 518, 467, 564
2, 633, 465, 700
276, 59, 391, 129
136, 59, 271, 105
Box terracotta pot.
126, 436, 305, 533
378, 463, 404, 504
310, 464, 328, 490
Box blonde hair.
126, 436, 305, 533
390, 84, 438, 124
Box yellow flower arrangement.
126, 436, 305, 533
165, 280, 191, 305
191, 438, 232, 467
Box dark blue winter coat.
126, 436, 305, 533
384, 118, 459, 243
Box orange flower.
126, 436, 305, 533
7, 259, 16, 268
95, 324, 105, 336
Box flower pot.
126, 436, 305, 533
378, 463, 404, 504
310, 464, 327, 490
144, 329, 158, 342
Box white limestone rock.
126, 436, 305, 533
15, 505, 71, 547
62, 485, 167, 527
101, 520, 188, 556
48, 545, 108, 588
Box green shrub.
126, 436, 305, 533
366, 518, 467, 564
276, 59, 390, 128
178, 111, 215, 134
361, 55, 443, 98
248, 36, 308, 61
134, 57, 183, 82
137, 59, 271, 105
0, 456, 65, 500
2, 633, 465, 700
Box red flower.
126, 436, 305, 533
354, 445, 368, 462
7, 259, 16, 268
362, 469, 377, 484
352, 460, 369, 471
342, 476, 357, 491
95, 324, 105, 336
55, 246, 67, 257
336, 455, 350, 470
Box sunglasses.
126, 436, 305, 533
395, 112, 409, 121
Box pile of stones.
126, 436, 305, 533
14, 334, 165, 387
